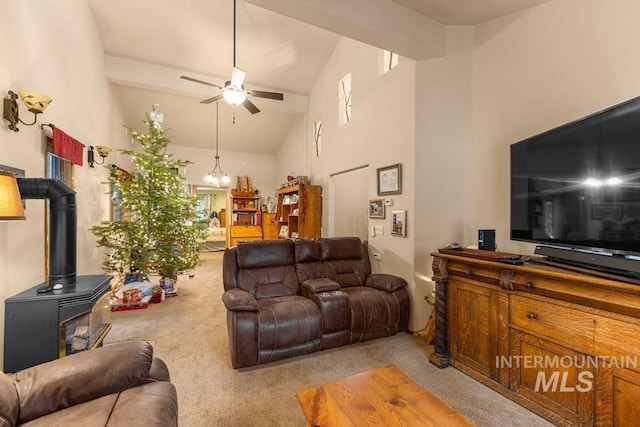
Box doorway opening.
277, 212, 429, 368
192, 185, 229, 251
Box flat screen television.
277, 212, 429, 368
511, 96, 640, 278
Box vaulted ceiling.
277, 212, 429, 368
88, 0, 552, 154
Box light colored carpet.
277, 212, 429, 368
105, 251, 553, 427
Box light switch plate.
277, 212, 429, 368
384, 198, 393, 206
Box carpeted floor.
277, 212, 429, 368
105, 251, 553, 427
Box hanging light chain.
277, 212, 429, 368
205, 103, 231, 186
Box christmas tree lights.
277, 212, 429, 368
92, 107, 206, 285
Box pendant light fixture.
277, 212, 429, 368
204, 103, 232, 187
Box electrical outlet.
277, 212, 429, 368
373, 253, 382, 261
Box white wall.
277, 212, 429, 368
413, 26, 475, 326
471, 0, 640, 256
331, 166, 369, 240
0, 0, 129, 368
304, 37, 420, 328
276, 115, 308, 186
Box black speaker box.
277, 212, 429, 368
478, 229, 496, 251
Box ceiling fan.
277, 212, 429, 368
180, 0, 283, 114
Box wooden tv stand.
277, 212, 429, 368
431, 249, 640, 426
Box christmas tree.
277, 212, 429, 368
92, 106, 205, 285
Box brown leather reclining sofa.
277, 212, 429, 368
0, 341, 178, 426
222, 236, 410, 368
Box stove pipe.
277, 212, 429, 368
17, 178, 76, 292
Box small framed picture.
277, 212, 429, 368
279, 225, 289, 238
369, 199, 385, 219
391, 210, 406, 237
377, 163, 402, 196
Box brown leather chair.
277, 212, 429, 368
0, 341, 177, 426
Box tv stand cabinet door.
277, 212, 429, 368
447, 277, 501, 381
596, 366, 640, 426
509, 330, 594, 426
594, 316, 640, 425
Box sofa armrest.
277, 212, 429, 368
365, 274, 408, 292
301, 278, 341, 296
14, 341, 153, 424
147, 357, 171, 382
222, 288, 259, 311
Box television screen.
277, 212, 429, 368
511, 96, 640, 257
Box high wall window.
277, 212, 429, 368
109, 165, 131, 222
382, 50, 399, 74
313, 119, 322, 157
339, 73, 352, 125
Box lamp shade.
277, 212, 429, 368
17, 90, 52, 114
0, 171, 26, 220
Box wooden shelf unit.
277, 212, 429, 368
431, 250, 640, 426
276, 184, 321, 239
229, 194, 262, 246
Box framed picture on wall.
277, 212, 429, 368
391, 210, 406, 237
591, 204, 623, 220
377, 163, 402, 196
369, 199, 385, 219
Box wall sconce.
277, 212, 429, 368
3, 90, 52, 132
88, 145, 112, 168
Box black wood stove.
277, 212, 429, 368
3, 179, 112, 373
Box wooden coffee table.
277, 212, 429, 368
296, 364, 473, 426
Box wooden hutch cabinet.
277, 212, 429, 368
229, 193, 262, 246
431, 249, 640, 427
261, 212, 279, 240
276, 184, 321, 239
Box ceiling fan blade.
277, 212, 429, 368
201, 94, 224, 104
247, 90, 284, 101
243, 98, 260, 114
180, 75, 221, 89
230, 67, 246, 88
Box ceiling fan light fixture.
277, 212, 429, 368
223, 86, 246, 106
180, 0, 282, 114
